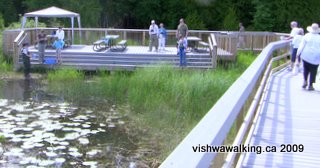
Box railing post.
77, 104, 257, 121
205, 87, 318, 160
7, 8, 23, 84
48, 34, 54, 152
124, 30, 127, 40
142, 31, 146, 46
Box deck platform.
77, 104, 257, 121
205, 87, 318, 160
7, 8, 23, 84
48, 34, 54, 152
25, 45, 216, 70
240, 69, 320, 168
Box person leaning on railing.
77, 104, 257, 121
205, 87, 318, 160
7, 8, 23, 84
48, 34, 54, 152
297, 23, 320, 91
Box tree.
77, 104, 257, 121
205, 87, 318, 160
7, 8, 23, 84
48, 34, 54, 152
252, 0, 275, 31
0, 13, 4, 30
222, 7, 239, 31
0, 0, 19, 26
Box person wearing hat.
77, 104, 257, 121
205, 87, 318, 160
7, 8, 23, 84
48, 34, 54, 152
21, 43, 31, 79
148, 20, 159, 52
297, 23, 320, 90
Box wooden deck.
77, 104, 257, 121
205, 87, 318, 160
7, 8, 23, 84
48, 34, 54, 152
24, 45, 220, 70
240, 68, 320, 168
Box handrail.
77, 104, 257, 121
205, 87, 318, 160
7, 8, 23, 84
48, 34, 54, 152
208, 34, 217, 68
159, 40, 291, 168
14, 30, 25, 43
13, 30, 27, 70
233, 53, 289, 168
223, 51, 290, 168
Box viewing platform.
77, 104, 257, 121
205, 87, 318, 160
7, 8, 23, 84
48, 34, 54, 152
25, 45, 214, 70
3, 28, 283, 71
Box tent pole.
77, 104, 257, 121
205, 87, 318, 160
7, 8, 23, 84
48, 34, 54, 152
71, 17, 74, 45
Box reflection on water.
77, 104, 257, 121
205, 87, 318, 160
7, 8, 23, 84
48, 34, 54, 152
0, 79, 64, 102
0, 79, 141, 167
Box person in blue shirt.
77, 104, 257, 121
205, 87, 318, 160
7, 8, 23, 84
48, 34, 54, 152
178, 35, 187, 67
52, 37, 64, 64
158, 23, 167, 52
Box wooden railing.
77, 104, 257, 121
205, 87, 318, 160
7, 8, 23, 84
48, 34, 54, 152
3, 28, 285, 58
159, 40, 291, 168
13, 30, 28, 70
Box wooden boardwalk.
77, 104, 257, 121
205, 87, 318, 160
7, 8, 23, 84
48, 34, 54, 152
240, 68, 320, 168
25, 45, 217, 70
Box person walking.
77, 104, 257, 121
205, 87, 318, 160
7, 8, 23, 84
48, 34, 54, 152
158, 23, 167, 52
148, 20, 159, 52
286, 21, 300, 40
297, 23, 320, 91
21, 43, 31, 79
291, 28, 304, 73
178, 35, 188, 67
37, 30, 47, 64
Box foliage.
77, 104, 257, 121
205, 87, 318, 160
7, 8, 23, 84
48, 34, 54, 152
223, 7, 239, 31
0, 0, 19, 27
6, 18, 46, 30
2, 0, 320, 32
0, 31, 12, 72
0, 135, 5, 143
252, 0, 275, 31
185, 11, 206, 30
0, 13, 4, 30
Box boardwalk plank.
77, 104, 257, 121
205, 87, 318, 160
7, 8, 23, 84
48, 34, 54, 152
241, 69, 320, 168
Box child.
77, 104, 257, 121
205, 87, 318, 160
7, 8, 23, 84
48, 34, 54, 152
158, 23, 167, 52
291, 28, 304, 72
21, 43, 31, 79
52, 37, 64, 64
178, 35, 187, 67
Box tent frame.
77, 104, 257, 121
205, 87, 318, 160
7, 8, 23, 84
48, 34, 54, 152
21, 6, 81, 44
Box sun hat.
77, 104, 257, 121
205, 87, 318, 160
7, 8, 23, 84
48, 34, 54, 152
307, 23, 320, 34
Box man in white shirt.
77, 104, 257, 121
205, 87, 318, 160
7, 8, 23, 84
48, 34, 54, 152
286, 21, 300, 40
55, 27, 65, 41
148, 20, 159, 52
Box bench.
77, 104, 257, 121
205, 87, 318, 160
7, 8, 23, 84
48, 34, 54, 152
93, 40, 108, 52
196, 41, 209, 52
110, 40, 127, 52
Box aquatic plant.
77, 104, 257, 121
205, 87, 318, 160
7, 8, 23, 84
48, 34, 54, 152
0, 135, 5, 143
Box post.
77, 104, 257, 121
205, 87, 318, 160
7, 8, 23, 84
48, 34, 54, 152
142, 31, 146, 46
124, 31, 127, 40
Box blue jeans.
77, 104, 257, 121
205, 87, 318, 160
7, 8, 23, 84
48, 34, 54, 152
179, 47, 186, 66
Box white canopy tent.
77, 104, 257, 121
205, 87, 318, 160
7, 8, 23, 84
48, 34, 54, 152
21, 6, 81, 44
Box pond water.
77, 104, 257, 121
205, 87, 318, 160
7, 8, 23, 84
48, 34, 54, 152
0, 79, 143, 168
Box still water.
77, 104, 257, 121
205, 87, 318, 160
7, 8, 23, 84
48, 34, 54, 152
0, 79, 142, 168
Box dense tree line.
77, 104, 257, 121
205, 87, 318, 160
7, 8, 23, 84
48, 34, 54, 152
1, 0, 320, 32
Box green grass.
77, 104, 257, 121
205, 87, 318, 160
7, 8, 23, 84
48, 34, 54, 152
0, 32, 13, 74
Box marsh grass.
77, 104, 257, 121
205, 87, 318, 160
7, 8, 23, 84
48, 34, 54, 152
0, 33, 13, 73
46, 51, 257, 162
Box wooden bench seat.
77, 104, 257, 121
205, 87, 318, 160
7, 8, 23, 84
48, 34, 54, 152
198, 41, 209, 52
110, 40, 127, 52
93, 40, 108, 51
